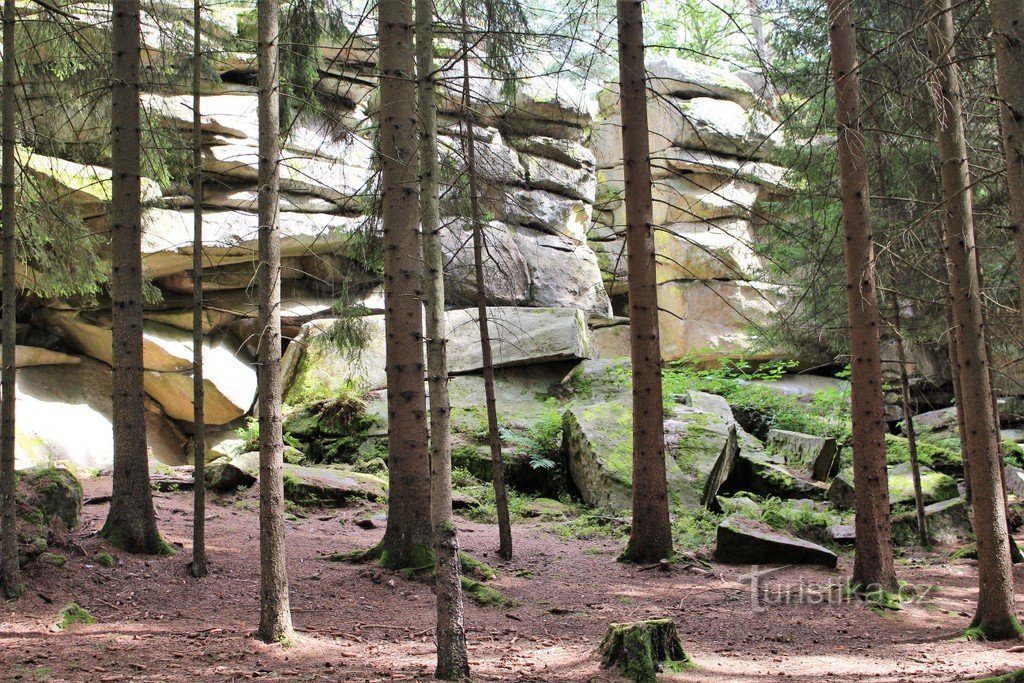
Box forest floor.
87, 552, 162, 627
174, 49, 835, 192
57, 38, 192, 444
2, 477, 1024, 682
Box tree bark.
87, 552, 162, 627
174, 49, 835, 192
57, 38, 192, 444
256, 0, 293, 643
0, 0, 21, 600
377, 0, 433, 570
944, 304, 972, 500
888, 291, 928, 546
990, 0, 1024, 317
616, 0, 673, 564
825, 0, 897, 592
417, 0, 470, 677
460, 0, 512, 562
190, 0, 207, 580
927, 0, 1021, 639
100, 0, 165, 555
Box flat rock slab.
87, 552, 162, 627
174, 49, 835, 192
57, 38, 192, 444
715, 515, 838, 568
219, 453, 386, 507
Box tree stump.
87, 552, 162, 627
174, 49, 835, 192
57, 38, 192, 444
599, 618, 692, 682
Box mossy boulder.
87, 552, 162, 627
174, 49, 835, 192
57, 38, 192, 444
206, 452, 385, 506
888, 462, 959, 507
885, 434, 962, 476
282, 396, 381, 465
18, 467, 83, 531
281, 464, 386, 507
766, 429, 839, 481
827, 464, 958, 510
725, 451, 829, 500
563, 393, 759, 513
891, 498, 972, 546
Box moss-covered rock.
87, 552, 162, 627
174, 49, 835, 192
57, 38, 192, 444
281, 464, 386, 507
891, 497, 972, 546
887, 462, 959, 507
563, 397, 751, 513
766, 429, 839, 481
885, 434, 962, 476
282, 396, 381, 465
18, 466, 83, 531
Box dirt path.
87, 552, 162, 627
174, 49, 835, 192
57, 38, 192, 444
1, 477, 1022, 682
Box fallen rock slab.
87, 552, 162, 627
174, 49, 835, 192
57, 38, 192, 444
715, 515, 838, 567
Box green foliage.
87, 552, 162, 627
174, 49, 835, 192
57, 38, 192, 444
459, 552, 496, 581
497, 399, 563, 471
461, 576, 511, 607
672, 508, 719, 550
662, 358, 851, 441
57, 603, 95, 630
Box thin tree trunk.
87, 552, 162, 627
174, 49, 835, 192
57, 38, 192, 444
418, 1, 469, 676
927, 0, 1021, 639
0, 0, 21, 600
100, 0, 164, 555
256, 0, 293, 643
888, 291, 928, 546
460, 0, 512, 562
376, 0, 433, 570
944, 304, 972, 500
825, 0, 897, 593
190, 0, 207, 580
616, 0, 672, 564
990, 0, 1024, 317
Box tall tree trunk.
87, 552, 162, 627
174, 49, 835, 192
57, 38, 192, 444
190, 0, 207, 580
825, 0, 897, 593
0, 0, 21, 600
990, 0, 1024, 316
376, 0, 433, 570
888, 291, 928, 546
616, 0, 673, 564
460, 0, 512, 562
418, 1, 470, 677
256, 0, 293, 643
927, 0, 1022, 639
100, 0, 165, 555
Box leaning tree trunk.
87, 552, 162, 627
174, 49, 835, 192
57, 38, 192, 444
256, 0, 293, 643
100, 0, 165, 555
927, 0, 1021, 639
0, 0, 21, 600
990, 0, 1024, 317
376, 0, 433, 570
888, 291, 928, 546
825, 0, 897, 593
616, 0, 673, 564
417, 0, 470, 677
190, 0, 207, 580
460, 0, 512, 562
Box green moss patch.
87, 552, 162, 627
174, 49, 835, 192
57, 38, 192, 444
57, 603, 95, 630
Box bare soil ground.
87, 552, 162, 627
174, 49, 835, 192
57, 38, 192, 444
2, 477, 1023, 682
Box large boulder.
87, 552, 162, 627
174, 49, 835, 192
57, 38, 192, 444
447, 307, 592, 373
510, 227, 612, 316
715, 515, 838, 567
201, 144, 371, 208
3, 346, 80, 368
598, 56, 757, 110
887, 463, 959, 507
441, 220, 531, 307
38, 310, 256, 425
14, 358, 187, 470
891, 498, 972, 545
216, 452, 386, 506
282, 307, 592, 396
649, 148, 790, 194
598, 169, 761, 225
657, 280, 786, 362
520, 153, 597, 203
491, 186, 592, 242
594, 219, 763, 286
592, 96, 780, 169
134, 209, 368, 278
506, 73, 593, 134
766, 429, 840, 482
509, 136, 596, 170
439, 131, 526, 186
563, 395, 757, 513
17, 466, 83, 531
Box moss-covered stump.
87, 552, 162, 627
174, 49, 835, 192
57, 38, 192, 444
600, 618, 693, 683
18, 467, 83, 531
